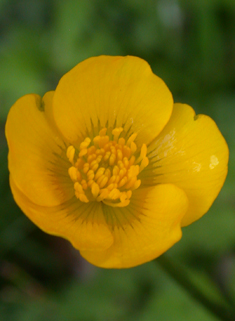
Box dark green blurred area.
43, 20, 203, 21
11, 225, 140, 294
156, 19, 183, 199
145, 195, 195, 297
0, 0, 234, 320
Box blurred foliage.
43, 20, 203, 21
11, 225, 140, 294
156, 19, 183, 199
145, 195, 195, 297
0, 0, 235, 320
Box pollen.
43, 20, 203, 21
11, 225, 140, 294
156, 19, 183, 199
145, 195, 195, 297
67, 127, 149, 207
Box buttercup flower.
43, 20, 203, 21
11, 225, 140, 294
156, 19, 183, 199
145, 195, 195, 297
6, 56, 228, 268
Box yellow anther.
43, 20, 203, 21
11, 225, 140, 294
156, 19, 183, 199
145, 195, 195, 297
75, 158, 84, 169
126, 190, 132, 199
134, 165, 140, 176
127, 165, 139, 178
74, 182, 84, 194
99, 176, 109, 188
68, 166, 78, 182
97, 189, 109, 201
87, 145, 96, 155
87, 179, 94, 187
117, 160, 124, 169
66, 145, 75, 164
118, 137, 125, 145
112, 127, 123, 141
79, 148, 87, 157
109, 154, 116, 166
104, 168, 111, 180
99, 135, 109, 148
91, 163, 99, 172
140, 144, 147, 158
110, 146, 117, 154
108, 175, 117, 185
87, 154, 96, 163
83, 163, 90, 173
127, 133, 137, 146
77, 171, 82, 181
90, 159, 98, 168
81, 179, 88, 190
120, 192, 128, 202
78, 194, 89, 203
117, 149, 123, 160
91, 182, 100, 198
96, 155, 103, 163
123, 145, 131, 158
80, 137, 91, 150
113, 165, 119, 176
130, 142, 137, 153
108, 188, 121, 200
129, 155, 136, 166
87, 170, 94, 180
119, 168, 127, 179
133, 179, 141, 190
95, 167, 106, 180
125, 177, 137, 189
99, 128, 107, 136
118, 176, 128, 188
140, 157, 149, 172
136, 144, 148, 164
107, 183, 115, 190
93, 136, 100, 147
123, 157, 129, 168
103, 151, 111, 161
96, 148, 104, 156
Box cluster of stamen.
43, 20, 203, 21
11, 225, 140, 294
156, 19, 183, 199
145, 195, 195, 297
66, 127, 149, 207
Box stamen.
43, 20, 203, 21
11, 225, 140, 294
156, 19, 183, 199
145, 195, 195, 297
68, 166, 79, 182
127, 133, 137, 146
118, 137, 125, 145
91, 182, 100, 198
67, 146, 75, 164
66, 127, 149, 207
140, 157, 149, 172
79, 148, 87, 157
80, 137, 91, 149
130, 141, 137, 153
99, 128, 107, 136
112, 127, 123, 141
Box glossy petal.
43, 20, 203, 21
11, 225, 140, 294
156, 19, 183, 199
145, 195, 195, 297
145, 103, 229, 226
10, 176, 113, 251
6, 92, 74, 206
53, 56, 173, 146
80, 184, 188, 268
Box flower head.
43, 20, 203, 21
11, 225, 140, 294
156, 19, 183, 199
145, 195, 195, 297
6, 56, 228, 268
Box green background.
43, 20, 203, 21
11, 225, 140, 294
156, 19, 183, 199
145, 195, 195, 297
0, 0, 234, 320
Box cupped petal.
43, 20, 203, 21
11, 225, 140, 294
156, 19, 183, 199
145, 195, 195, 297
10, 176, 113, 251
80, 184, 188, 268
6, 92, 74, 207
52, 55, 173, 146
145, 103, 229, 226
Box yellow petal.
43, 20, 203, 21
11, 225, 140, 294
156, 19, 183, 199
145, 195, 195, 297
6, 92, 73, 207
80, 184, 188, 268
53, 55, 173, 146
10, 176, 113, 251
146, 103, 229, 226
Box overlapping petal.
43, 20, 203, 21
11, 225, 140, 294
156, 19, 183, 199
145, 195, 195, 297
10, 176, 113, 251
5, 92, 73, 206
52, 56, 173, 147
80, 184, 188, 268
145, 103, 229, 226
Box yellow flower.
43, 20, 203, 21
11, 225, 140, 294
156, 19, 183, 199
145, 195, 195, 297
5, 56, 228, 268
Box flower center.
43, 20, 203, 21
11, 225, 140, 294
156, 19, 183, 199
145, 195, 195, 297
66, 127, 149, 207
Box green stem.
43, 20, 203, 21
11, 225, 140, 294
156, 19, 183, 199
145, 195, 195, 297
155, 255, 235, 321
